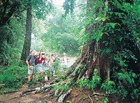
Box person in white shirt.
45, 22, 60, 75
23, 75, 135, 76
61, 52, 69, 68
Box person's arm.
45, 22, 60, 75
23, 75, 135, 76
26, 56, 31, 69
26, 60, 30, 69
38, 48, 42, 60
39, 48, 42, 54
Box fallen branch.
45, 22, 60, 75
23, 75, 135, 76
20, 89, 36, 96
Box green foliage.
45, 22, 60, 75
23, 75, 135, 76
116, 70, 139, 99
20, 0, 52, 20
76, 78, 88, 88
63, 0, 75, 15
53, 82, 69, 92
0, 16, 25, 65
101, 80, 116, 94
0, 88, 17, 94
100, 70, 139, 100
98, 97, 109, 103
31, 0, 52, 19
40, 8, 81, 55
87, 69, 101, 89
77, 69, 101, 89
118, 71, 137, 85
0, 65, 26, 89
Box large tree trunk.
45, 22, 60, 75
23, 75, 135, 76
54, 0, 140, 102
71, 0, 109, 81
21, 2, 32, 61
71, 0, 138, 82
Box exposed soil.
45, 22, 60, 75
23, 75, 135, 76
0, 84, 55, 103
0, 84, 130, 103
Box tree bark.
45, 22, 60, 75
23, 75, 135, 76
61, 0, 137, 87
21, 2, 32, 61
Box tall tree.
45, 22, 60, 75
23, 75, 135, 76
21, 1, 32, 61
20, 0, 52, 61
56, 0, 140, 102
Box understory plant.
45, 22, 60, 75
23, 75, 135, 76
0, 65, 26, 93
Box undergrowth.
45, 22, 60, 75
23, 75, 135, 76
0, 65, 26, 94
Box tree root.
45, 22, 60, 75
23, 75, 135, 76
88, 95, 93, 103
93, 92, 108, 97
18, 82, 56, 97
57, 89, 72, 103
92, 92, 109, 102
80, 95, 93, 103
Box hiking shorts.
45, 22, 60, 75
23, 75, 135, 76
36, 64, 44, 73
28, 66, 34, 74
43, 66, 50, 72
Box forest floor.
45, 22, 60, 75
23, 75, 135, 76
0, 84, 128, 103
0, 57, 129, 103
0, 84, 54, 103
0, 84, 103, 103
0, 84, 100, 103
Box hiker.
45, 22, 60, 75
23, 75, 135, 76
61, 52, 69, 68
42, 53, 50, 81
35, 52, 47, 80
36, 53, 45, 73
53, 54, 60, 76
26, 50, 37, 81
48, 54, 56, 76
43, 54, 50, 72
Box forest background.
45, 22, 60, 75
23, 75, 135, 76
0, 0, 140, 103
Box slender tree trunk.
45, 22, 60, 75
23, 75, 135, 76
21, 2, 32, 61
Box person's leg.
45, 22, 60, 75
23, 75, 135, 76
28, 66, 34, 81
37, 64, 44, 73
37, 64, 46, 81
41, 72, 47, 81
28, 74, 32, 81
44, 73, 48, 81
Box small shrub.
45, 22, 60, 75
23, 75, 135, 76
116, 70, 139, 100
87, 69, 101, 89
77, 69, 101, 89
101, 80, 116, 94
0, 65, 26, 89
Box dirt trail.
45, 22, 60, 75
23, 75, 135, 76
0, 84, 54, 103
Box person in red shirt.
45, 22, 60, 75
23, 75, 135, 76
36, 53, 46, 76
